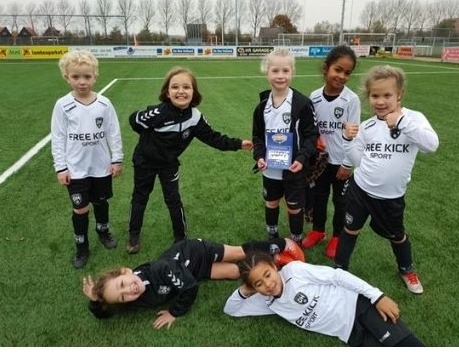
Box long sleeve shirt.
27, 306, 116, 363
224, 261, 383, 343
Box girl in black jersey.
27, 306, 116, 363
82, 237, 304, 329
127, 67, 252, 253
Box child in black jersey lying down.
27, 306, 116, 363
82, 237, 304, 329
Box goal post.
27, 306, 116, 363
277, 33, 334, 46
343, 32, 396, 51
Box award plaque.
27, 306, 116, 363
265, 132, 293, 170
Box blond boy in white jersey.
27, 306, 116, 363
51, 50, 123, 268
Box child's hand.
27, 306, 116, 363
153, 310, 176, 330
82, 276, 98, 301
343, 122, 359, 140
375, 296, 400, 324
57, 171, 70, 185
111, 164, 122, 178
238, 284, 257, 298
289, 160, 303, 173
336, 166, 351, 180
241, 140, 253, 150
384, 111, 403, 129
257, 158, 267, 171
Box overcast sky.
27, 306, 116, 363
1, 0, 437, 32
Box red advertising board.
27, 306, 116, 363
442, 47, 459, 62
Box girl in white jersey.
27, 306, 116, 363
303, 45, 361, 260
51, 50, 124, 268
252, 49, 319, 245
224, 251, 424, 346
335, 65, 439, 294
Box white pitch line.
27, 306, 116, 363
0, 79, 119, 186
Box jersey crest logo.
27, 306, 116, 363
157, 285, 171, 294
282, 113, 291, 124
71, 193, 82, 206
334, 107, 344, 119
390, 127, 401, 139
345, 212, 353, 225
95, 117, 103, 128
182, 129, 190, 140
294, 292, 308, 305
269, 243, 280, 254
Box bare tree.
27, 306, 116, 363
158, 0, 176, 37
374, 1, 392, 31
177, 0, 195, 38
359, 0, 378, 31
385, 0, 409, 33
39, 0, 57, 30
247, 0, 265, 39
264, 0, 281, 26
416, 2, 432, 32
214, 0, 234, 44
403, 0, 422, 36
117, 0, 137, 42
79, 0, 92, 38
138, 0, 156, 32
95, 0, 113, 38
196, 0, 212, 25
442, 0, 459, 19
5, 3, 21, 34
280, 0, 302, 27
56, 0, 75, 34
427, 1, 446, 27
25, 2, 39, 33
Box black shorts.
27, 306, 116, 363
66, 175, 113, 209
263, 175, 305, 210
162, 238, 225, 281
344, 178, 405, 240
347, 294, 412, 347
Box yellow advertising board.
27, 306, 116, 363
0, 46, 69, 59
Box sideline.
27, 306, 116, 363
0, 79, 118, 186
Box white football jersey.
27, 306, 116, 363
310, 86, 360, 166
51, 92, 123, 179
344, 107, 439, 198
224, 261, 383, 343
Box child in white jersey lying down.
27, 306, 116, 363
224, 251, 424, 346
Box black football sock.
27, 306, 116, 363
72, 211, 89, 244
288, 211, 303, 239
93, 201, 109, 233
390, 237, 413, 273
334, 230, 357, 270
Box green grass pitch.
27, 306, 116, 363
0, 57, 458, 348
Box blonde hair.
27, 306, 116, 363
260, 48, 296, 75
360, 65, 406, 100
58, 49, 99, 78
